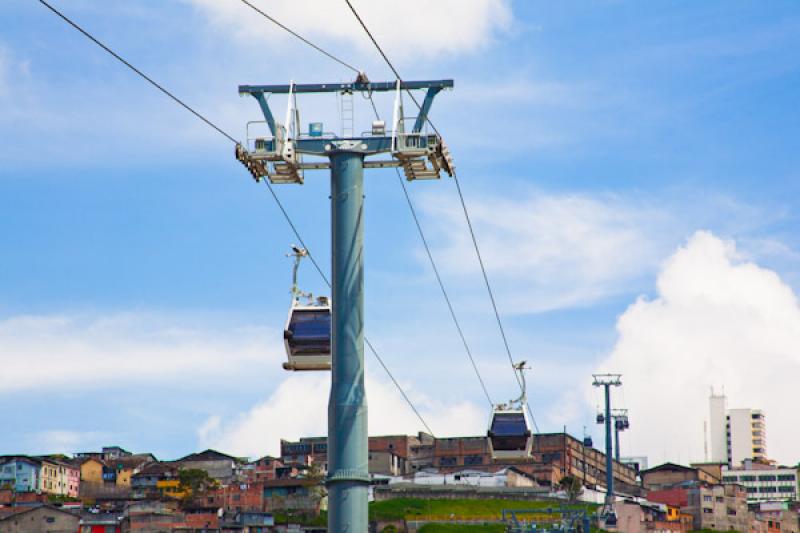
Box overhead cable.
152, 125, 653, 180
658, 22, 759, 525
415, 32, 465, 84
364, 95, 493, 408
345, 0, 541, 432
238, 0, 361, 74
262, 180, 436, 437
39, 0, 435, 438
38, 0, 238, 145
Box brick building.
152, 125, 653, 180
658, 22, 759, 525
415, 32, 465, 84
280, 431, 636, 492
687, 483, 749, 532
642, 463, 720, 490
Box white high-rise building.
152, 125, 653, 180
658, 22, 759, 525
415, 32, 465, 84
709, 390, 728, 463
727, 409, 767, 466
708, 391, 767, 466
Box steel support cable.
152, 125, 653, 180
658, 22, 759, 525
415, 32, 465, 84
345, 0, 541, 432
238, 0, 361, 74
39, 0, 238, 145
39, 0, 435, 438
363, 95, 493, 409
263, 180, 435, 437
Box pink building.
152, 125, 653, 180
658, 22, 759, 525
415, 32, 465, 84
65, 463, 80, 498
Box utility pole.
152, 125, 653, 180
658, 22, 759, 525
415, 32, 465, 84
592, 373, 622, 528
236, 78, 453, 532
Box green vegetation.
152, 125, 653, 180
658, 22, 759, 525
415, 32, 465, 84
418, 524, 505, 533
558, 475, 584, 503
46, 494, 81, 504
178, 468, 218, 494
271, 509, 327, 527
275, 498, 596, 527
369, 498, 595, 521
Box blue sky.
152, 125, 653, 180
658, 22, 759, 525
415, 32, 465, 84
2, 1, 800, 464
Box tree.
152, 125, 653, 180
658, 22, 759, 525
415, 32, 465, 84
178, 468, 218, 496
559, 475, 584, 503
305, 463, 327, 507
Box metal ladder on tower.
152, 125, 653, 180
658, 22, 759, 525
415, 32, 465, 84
340, 89, 354, 138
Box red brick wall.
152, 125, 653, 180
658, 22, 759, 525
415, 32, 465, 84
648, 487, 689, 507
184, 512, 219, 529
225, 482, 264, 512
369, 436, 413, 458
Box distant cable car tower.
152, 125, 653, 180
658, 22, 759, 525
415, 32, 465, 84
236, 75, 453, 533
592, 373, 622, 529
611, 409, 630, 463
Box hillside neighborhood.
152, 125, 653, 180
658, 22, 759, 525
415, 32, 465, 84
1, 429, 799, 532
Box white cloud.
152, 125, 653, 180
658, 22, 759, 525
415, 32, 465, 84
199, 372, 485, 457
420, 189, 672, 312
27, 430, 110, 455
596, 231, 800, 465
184, 0, 512, 62
0, 312, 279, 393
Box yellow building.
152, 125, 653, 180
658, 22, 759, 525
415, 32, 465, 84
115, 467, 133, 486
156, 479, 187, 499
39, 459, 68, 495
79, 458, 104, 484
666, 505, 680, 521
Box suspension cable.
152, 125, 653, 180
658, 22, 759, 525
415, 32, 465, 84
238, 0, 361, 74
38, 0, 238, 145
364, 94, 493, 408
344, 0, 541, 432
39, 0, 435, 437
263, 181, 436, 436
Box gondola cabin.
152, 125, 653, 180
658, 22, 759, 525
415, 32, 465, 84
283, 296, 331, 371
487, 407, 533, 460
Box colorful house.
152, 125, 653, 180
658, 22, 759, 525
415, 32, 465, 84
38, 457, 80, 497
132, 462, 177, 499
79, 458, 104, 484
64, 461, 80, 497
39, 458, 60, 494
0, 457, 41, 493
105, 454, 154, 487
156, 479, 188, 499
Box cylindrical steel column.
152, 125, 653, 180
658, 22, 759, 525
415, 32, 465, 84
604, 384, 614, 504
327, 150, 369, 532
614, 419, 621, 463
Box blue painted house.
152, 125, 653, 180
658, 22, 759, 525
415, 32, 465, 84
0, 456, 41, 493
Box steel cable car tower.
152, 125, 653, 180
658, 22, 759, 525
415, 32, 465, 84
236, 76, 453, 532
592, 373, 622, 528
611, 409, 630, 462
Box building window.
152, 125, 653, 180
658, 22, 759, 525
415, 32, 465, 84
703, 496, 713, 502
439, 457, 457, 466
777, 475, 795, 481
703, 508, 713, 514
464, 455, 483, 466
758, 475, 777, 482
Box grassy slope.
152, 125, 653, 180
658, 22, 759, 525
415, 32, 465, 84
370, 498, 595, 521
417, 524, 506, 533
